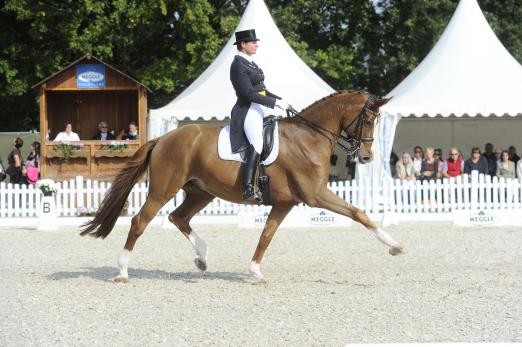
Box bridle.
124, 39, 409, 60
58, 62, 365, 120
287, 94, 379, 159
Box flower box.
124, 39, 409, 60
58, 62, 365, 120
46, 150, 90, 159
94, 149, 136, 158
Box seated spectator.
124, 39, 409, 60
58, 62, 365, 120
345, 155, 356, 180
22, 141, 41, 185
390, 151, 399, 177
496, 150, 516, 179
421, 147, 442, 180
508, 146, 520, 163
53, 123, 80, 142
464, 147, 489, 175
119, 121, 139, 140
517, 159, 522, 179
92, 121, 115, 141
412, 146, 423, 180
395, 152, 415, 180
483, 143, 497, 176
443, 147, 464, 178
434, 148, 442, 162
6, 137, 24, 184
494, 148, 502, 168
0, 155, 6, 182
328, 154, 339, 182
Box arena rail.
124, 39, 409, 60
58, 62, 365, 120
0, 172, 521, 222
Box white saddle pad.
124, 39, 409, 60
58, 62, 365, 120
218, 123, 279, 165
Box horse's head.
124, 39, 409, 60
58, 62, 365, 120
341, 94, 391, 164
295, 91, 391, 164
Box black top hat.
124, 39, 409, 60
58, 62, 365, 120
233, 29, 260, 45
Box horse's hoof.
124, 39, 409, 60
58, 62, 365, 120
114, 276, 129, 283
252, 277, 268, 285
194, 258, 207, 272
389, 244, 406, 256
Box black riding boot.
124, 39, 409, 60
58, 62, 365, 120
242, 145, 262, 203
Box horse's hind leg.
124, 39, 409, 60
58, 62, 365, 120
249, 204, 293, 283
168, 182, 215, 271
313, 189, 405, 255
115, 192, 168, 283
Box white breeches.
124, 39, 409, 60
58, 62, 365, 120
244, 103, 282, 154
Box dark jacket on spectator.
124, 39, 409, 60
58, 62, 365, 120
464, 156, 489, 175
483, 153, 497, 176
122, 132, 138, 140
92, 132, 115, 140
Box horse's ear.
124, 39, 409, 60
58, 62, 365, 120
369, 96, 392, 110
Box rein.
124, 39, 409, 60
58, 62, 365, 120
286, 94, 378, 159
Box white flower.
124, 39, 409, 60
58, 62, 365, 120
37, 179, 55, 187
76, 206, 87, 213
36, 179, 59, 194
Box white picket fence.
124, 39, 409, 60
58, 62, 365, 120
0, 172, 521, 218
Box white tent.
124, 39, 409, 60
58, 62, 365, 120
362, 0, 522, 180
148, 0, 334, 138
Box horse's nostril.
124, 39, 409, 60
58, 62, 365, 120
362, 156, 370, 162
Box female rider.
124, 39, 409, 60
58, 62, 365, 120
229, 29, 288, 203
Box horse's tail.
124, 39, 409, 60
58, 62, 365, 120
80, 139, 158, 239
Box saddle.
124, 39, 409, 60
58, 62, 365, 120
240, 116, 277, 206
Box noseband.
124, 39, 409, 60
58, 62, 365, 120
289, 94, 379, 159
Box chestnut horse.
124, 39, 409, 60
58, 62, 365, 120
81, 90, 404, 283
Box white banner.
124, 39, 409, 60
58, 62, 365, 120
238, 207, 353, 229
453, 209, 522, 227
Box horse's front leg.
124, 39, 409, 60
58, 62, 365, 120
249, 204, 294, 283
313, 188, 405, 255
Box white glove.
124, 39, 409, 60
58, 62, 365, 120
275, 99, 289, 111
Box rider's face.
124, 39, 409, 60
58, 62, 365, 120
241, 41, 258, 56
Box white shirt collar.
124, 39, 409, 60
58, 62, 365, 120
237, 51, 254, 63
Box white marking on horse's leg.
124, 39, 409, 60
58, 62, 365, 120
188, 231, 208, 264
371, 227, 398, 247
370, 227, 405, 255
249, 261, 266, 283
114, 249, 130, 283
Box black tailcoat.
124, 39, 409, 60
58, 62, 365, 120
92, 132, 115, 140
229, 55, 280, 154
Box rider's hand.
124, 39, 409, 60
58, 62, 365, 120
275, 99, 289, 111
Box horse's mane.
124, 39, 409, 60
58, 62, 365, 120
299, 90, 369, 114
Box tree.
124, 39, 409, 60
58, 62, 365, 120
0, 0, 243, 130
268, 0, 521, 95
0, 0, 520, 130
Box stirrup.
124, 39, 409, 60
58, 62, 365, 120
242, 184, 263, 203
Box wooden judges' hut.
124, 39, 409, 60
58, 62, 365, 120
34, 54, 150, 181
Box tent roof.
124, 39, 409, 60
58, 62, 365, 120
150, 0, 334, 121
382, 0, 522, 118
